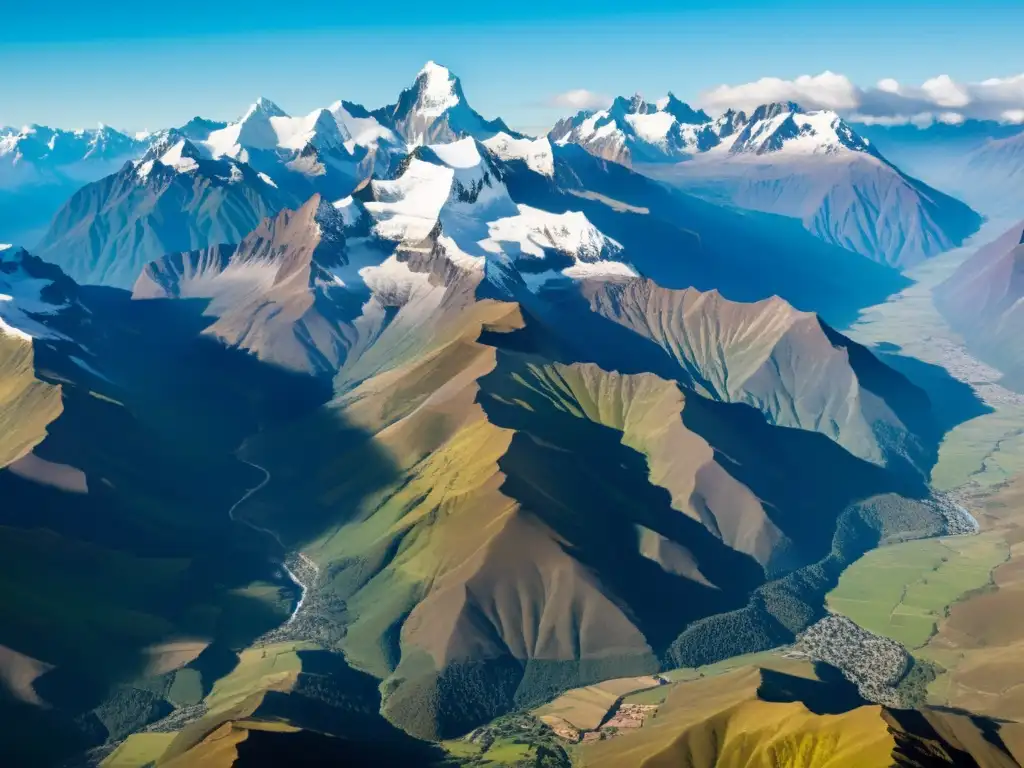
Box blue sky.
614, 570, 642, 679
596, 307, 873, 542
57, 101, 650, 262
3, 0, 1023, 133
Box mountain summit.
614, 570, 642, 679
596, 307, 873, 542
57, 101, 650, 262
550, 93, 724, 165
372, 61, 523, 145
661, 92, 712, 125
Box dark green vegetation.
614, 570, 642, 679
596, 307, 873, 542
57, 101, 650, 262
445, 713, 572, 767
665, 486, 944, 667
892, 658, 941, 709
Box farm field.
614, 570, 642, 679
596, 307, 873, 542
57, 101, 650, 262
826, 533, 1007, 648
931, 406, 1024, 492
533, 675, 663, 731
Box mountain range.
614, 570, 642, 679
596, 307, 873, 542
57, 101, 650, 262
0, 124, 146, 246
6, 62, 987, 293
552, 96, 983, 268
13, 64, 907, 332
0, 60, 1007, 768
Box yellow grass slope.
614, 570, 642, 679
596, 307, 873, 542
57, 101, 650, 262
0, 332, 62, 468
639, 699, 891, 768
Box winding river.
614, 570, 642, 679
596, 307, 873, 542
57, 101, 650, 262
228, 458, 311, 624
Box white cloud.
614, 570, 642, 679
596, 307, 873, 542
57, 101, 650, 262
700, 71, 859, 114
698, 72, 1024, 125
937, 112, 966, 125
547, 89, 612, 111
921, 75, 970, 107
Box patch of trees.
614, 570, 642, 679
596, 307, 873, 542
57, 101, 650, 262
893, 658, 939, 709
92, 685, 173, 742
667, 595, 792, 667
458, 714, 572, 768
382, 657, 523, 740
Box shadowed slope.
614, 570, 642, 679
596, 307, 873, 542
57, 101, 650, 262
134, 195, 374, 376
0, 276, 395, 766
649, 154, 982, 270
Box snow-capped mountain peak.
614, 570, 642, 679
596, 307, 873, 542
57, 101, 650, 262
482, 133, 554, 176
747, 101, 804, 122
553, 92, 880, 164
0, 124, 142, 168
327, 101, 398, 149
726, 104, 875, 157
356, 136, 635, 287
713, 109, 748, 138
133, 135, 209, 180
373, 61, 522, 146
203, 100, 349, 159
550, 92, 720, 164
283, 108, 346, 152
0, 243, 78, 341
246, 97, 288, 120
412, 61, 463, 118
207, 100, 287, 156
